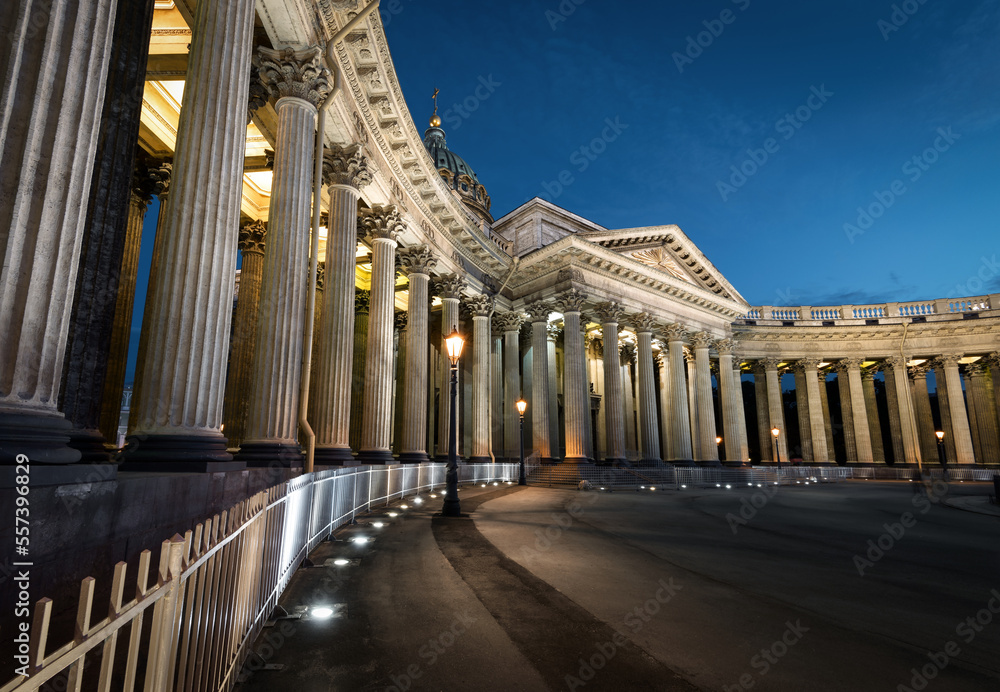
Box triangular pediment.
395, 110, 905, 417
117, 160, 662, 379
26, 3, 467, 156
577, 225, 745, 302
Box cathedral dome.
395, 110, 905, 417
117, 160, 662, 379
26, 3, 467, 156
422, 108, 493, 224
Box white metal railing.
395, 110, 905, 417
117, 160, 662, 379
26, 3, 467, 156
2, 462, 521, 692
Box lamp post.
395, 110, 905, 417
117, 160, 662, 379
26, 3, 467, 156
442, 330, 465, 517
516, 398, 527, 485
716, 436, 722, 458
935, 430, 945, 465
771, 427, 781, 469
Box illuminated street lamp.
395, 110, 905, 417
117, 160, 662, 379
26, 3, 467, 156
771, 427, 781, 469
516, 399, 528, 485
935, 430, 946, 465
442, 330, 465, 517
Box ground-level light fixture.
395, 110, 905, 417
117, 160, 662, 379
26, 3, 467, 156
311, 607, 335, 619
333, 558, 349, 566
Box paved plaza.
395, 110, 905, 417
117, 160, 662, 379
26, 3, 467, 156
236, 480, 1000, 691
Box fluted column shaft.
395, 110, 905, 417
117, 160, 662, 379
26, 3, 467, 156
222, 222, 266, 450
886, 359, 920, 464
934, 365, 958, 463
563, 309, 591, 463
437, 293, 462, 459
843, 363, 874, 463
733, 363, 750, 462
398, 256, 433, 463
466, 296, 493, 463
634, 328, 660, 464
692, 337, 718, 463
622, 346, 638, 458
358, 208, 402, 464
836, 367, 858, 462
800, 362, 829, 463
349, 291, 370, 451
963, 371, 983, 461
818, 371, 835, 454
240, 95, 321, 465
125, 0, 256, 467
491, 328, 504, 460
530, 316, 553, 462
861, 370, 885, 463
657, 353, 672, 458
686, 355, 700, 460
910, 368, 937, 462
763, 361, 789, 462
500, 315, 522, 460
938, 357, 975, 464
547, 326, 562, 458
792, 368, 814, 462
969, 364, 1000, 464
716, 351, 741, 462
881, 364, 906, 463
600, 316, 627, 463
0, 0, 119, 463
753, 366, 772, 462
100, 179, 167, 448
666, 334, 693, 461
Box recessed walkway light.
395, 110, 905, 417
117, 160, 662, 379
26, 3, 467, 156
353, 537, 368, 545
372, 522, 384, 528
311, 607, 334, 619
333, 558, 349, 566
387, 512, 398, 517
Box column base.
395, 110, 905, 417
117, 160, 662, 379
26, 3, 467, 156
697, 459, 723, 468
356, 449, 395, 465
666, 458, 697, 467
314, 446, 356, 465
121, 431, 235, 469
468, 456, 492, 464
602, 457, 627, 467
0, 410, 82, 464
235, 442, 303, 468
541, 457, 560, 465
397, 451, 430, 464
68, 427, 114, 463
562, 456, 594, 465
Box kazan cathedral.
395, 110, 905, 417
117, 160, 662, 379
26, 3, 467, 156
0, 0, 998, 684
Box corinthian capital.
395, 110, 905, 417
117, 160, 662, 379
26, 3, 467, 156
254, 46, 332, 107
355, 289, 371, 315
759, 357, 783, 371
619, 342, 636, 364
556, 288, 588, 313
935, 354, 963, 368
662, 323, 688, 343
494, 311, 523, 333
525, 300, 552, 323
434, 274, 466, 300
630, 312, 657, 333
398, 245, 436, 276
690, 331, 714, 349
713, 338, 735, 355
358, 204, 404, 243
239, 220, 267, 255
595, 301, 626, 324
323, 144, 372, 189
463, 294, 493, 318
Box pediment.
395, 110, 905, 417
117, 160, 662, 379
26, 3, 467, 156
578, 225, 745, 303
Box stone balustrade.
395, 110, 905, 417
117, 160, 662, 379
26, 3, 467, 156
742, 294, 997, 325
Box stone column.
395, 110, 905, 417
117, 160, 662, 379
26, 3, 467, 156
124, 0, 257, 468
837, 359, 874, 463
391, 312, 407, 455
932, 360, 958, 463
656, 349, 672, 459
991, 354, 1000, 424
879, 360, 906, 464
357, 206, 403, 464
797, 360, 829, 463
791, 364, 814, 462
313, 144, 371, 464
397, 246, 436, 463
580, 316, 595, 461
621, 343, 638, 460
60, 0, 159, 463
238, 47, 330, 465
860, 367, 885, 463
691, 332, 719, 464
496, 311, 524, 461
560, 290, 591, 464
491, 320, 505, 460
883, 357, 920, 465
547, 323, 562, 458
464, 294, 493, 463
435, 275, 466, 459
596, 303, 627, 464
752, 363, 772, 462
685, 350, 700, 460
963, 369, 983, 462
0, 0, 121, 464
909, 364, 938, 463
99, 163, 171, 449
760, 358, 789, 462
630, 314, 660, 465
714, 340, 741, 463
733, 359, 751, 462
834, 361, 858, 462
526, 300, 554, 463
936, 355, 975, 464
969, 360, 1000, 465
661, 323, 693, 462
818, 369, 835, 456
349, 289, 370, 451
222, 220, 266, 450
